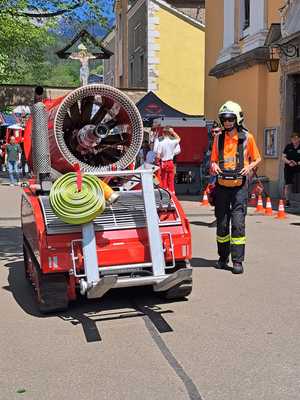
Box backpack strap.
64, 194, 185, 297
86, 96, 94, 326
218, 129, 247, 172
236, 130, 247, 171
218, 131, 225, 170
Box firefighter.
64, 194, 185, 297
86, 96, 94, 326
210, 101, 261, 274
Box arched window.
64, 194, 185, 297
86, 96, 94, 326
242, 0, 250, 30
240, 0, 267, 53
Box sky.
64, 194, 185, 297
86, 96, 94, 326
67, 0, 115, 37
28, 0, 115, 37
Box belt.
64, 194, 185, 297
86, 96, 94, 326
161, 159, 173, 162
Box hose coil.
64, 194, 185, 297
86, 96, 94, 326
49, 173, 105, 225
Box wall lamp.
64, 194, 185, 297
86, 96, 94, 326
266, 43, 300, 73
266, 47, 280, 73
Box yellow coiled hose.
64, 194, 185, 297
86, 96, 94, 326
49, 173, 106, 225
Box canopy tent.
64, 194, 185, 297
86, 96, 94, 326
13, 105, 31, 115
0, 113, 17, 126
136, 91, 202, 127
7, 124, 24, 130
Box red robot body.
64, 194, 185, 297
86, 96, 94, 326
21, 85, 193, 313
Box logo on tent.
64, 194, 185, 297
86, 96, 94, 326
144, 103, 163, 115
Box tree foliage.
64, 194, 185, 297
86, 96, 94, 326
0, 14, 52, 82
0, 0, 110, 84
0, 1, 107, 23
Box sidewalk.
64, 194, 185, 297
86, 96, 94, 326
178, 194, 300, 215
0, 171, 29, 186
1, 175, 300, 215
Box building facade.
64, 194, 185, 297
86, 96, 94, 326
104, 0, 205, 115
103, 30, 116, 86
205, 0, 294, 196
275, 1, 300, 167
128, 0, 148, 88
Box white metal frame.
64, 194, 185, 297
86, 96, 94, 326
69, 168, 191, 298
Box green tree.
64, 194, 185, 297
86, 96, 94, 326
43, 61, 80, 87
0, 14, 53, 82
0, 1, 108, 84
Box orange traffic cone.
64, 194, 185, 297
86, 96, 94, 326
255, 195, 265, 213
200, 189, 209, 206
264, 197, 273, 216
275, 199, 287, 219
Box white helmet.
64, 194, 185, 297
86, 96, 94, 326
218, 101, 244, 126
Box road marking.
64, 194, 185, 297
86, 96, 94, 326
142, 316, 204, 400
132, 300, 204, 400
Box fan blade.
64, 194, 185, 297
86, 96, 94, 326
91, 106, 108, 125
98, 147, 122, 164
100, 134, 125, 145
113, 124, 130, 134
107, 124, 130, 137
101, 103, 121, 124
69, 101, 81, 128
104, 119, 119, 130
80, 96, 94, 125
63, 114, 74, 131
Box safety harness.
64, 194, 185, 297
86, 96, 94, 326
216, 129, 248, 248
217, 129, 247, 187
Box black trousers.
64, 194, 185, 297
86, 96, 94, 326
214, 183, 248, 263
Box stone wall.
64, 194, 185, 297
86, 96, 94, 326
0, 84, 146, 108
0, 85, 74, 107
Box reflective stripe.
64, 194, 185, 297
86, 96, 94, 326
230, 236, 246, 245
217, 234, 230, 243
243, 133, 249, 150
217, 131, 249, 168
224, 157, 236, 163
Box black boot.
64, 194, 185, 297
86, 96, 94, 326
215, 258, 229, 269
232, 262, 244, 274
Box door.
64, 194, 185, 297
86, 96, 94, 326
293, 75, 300, 193
293, 75, 300, 133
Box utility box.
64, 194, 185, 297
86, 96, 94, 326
152, 117, 208, 194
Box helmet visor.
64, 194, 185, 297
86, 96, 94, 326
219, 113, 236, 123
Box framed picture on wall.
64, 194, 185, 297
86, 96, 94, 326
264, 127, 279, 158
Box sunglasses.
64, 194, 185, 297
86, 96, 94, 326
221, 117, 235, 122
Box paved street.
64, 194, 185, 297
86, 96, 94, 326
0, 184, 299, 400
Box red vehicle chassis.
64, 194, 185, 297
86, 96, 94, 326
21, 184, 192, 308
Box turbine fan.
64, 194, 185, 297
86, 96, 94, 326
55, 85, 143, 172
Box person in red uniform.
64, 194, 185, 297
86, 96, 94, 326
210, 101, 261, 274
156, 127, 181, 194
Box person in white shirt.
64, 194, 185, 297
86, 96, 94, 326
156, 127, 181, 194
